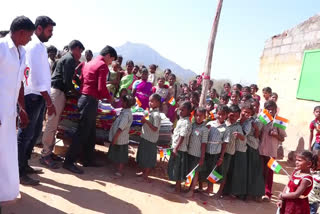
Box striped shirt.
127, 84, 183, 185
172, 117, 192, 152
141, 108, 161, 143
224, 120, 244, 155
108, 108, 133, 145
235, 119, 252, 152
247, 116, 263, 150
188, 122, 209, 157
207, 120, 227, 154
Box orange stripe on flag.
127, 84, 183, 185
275, 116, 289, 123
136, 97, 142, 107
267, 157, 275, 168
263, 109, 273, 121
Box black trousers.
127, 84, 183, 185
65, 94, 98, 164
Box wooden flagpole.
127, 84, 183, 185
199, 0, 224, 107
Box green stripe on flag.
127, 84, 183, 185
259, 115, 268, 125
273, 123, 286, 130
167, 149, 171, 156
274, 164, 282, 173
212, 170, 223, 180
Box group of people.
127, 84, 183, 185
1, 15, 320, 214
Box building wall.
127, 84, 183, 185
258, 14, 320, 152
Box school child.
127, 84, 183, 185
200, 105, 229, 196
223, 83, 232, 96
219, 92, 230, 105
250, 84, 261, 101
246, 100, 265, 200
260, 87, 272, 112
259, 100, 287, 201
152, 77, 169, 114
167, 74, 181, 123
185, 108, 209, 197
112, 88, 128, 109
223, 103, 250, 200
205, 100, 215, 123
241, 86, 251, 97
227, 90, 240, 107
309, 151, 320, 214
216, 105, 244, 198
270, 92, 280, 114
277, 151, 317, 214
232, 84, 243, 93
147, 64, 157, 85
189, 91, 200, 122
189, 80, 199, 93
240, 94, 253, 104
209, 89, 219, 105
168, 101, 193, 193
133, 65, 141, 80
309, 106, 320, 151
108, 95, 136, 176
136, 94, 162, 182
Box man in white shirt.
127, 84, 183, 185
0, 16, 34, 204
17, 16, 56, 186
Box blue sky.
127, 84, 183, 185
1, 0, 319, 83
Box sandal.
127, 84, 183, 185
39, 156, 60, 169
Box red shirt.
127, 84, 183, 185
80, 56, 111, 100
310, 119, 320, 143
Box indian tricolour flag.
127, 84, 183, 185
159, 148, 171, 158
185, 164, 199, 187
258, 109, 273, 125
267, 157, 282, 173
273, 116, 289, 130
169, 97, 176, 106
210, 111, 217, 120
136, 97, 142, 107
207, 170, 223, 184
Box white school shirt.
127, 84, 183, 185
0, 35, 27, 202
24, 35, 51, 95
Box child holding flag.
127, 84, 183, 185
277, 151, 317, 214
136, 94, 162, 182
216, 105, 244, 198
167, 74, 181, 123
259, 100, 287, 201
200, 104, 229, 196
168, 101, 192, 193
152, 77, 169, 114
309, 106, 320, 151
108, 95, 136, 176
223, 103, 250, 200
246, 100, 265, 200
185, 107, 209, 197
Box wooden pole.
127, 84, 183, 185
199, 0, 224, 107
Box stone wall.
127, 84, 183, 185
258, 14, 320, 152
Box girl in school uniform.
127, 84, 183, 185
185, 108, 209, 197
168, 101, 193, 193
136, 94, 162, 182
277, 151, 318, 214
108, 95, 136, 176
246, 100, 265, 200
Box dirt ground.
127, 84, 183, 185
2, 145, 294, 214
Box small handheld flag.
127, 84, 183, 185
207, 170, 223, 184
159, 148, 171, 158
259, 109, 273, 125
185, 164, 199, 187
210, 111, 217, 120
136, 97, 142, 107
24, 67, 30, 86
267, 157, 282, 173
144, 108, 150, 120
273, 116, 289, 130
168, 97, 176, 106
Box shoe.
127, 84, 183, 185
63, 163, 84, 174
82, 161, 103, 167
262, 195, 271, 202
25, 165, 43, 174
20, 174, 40, 186
39, 156, 60, 169
50, 153, 64, 162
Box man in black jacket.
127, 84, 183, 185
40, 40, 84, 168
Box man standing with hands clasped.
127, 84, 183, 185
0, 16, 35, 204
17, 16, 57, 186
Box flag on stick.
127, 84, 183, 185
168, 97, 176, 106
259, 109, 273, 125
273, 116, 289, 130
159, 148, 171, 158
210, 111, 217, 120
136, 97, 142, 107
207, 170, 223, 184
185, 164, 199, 187
267, 157, 282, 173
